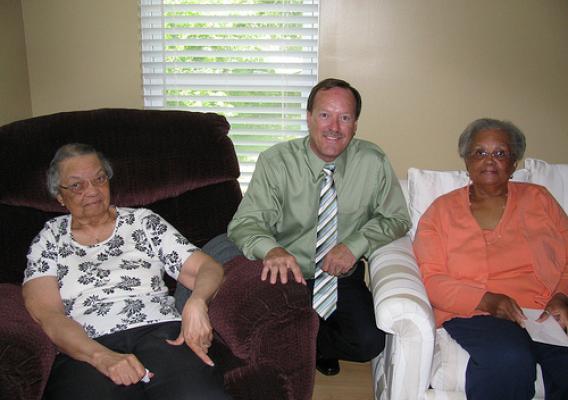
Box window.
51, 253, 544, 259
140, 0, 319, 189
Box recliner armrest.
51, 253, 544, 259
0, 283, 56, 400
209, 256, 318, 400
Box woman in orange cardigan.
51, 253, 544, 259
414, 118, 568, 400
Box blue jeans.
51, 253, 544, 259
444, 315, 568, 400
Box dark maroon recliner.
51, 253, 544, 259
0, 109, 318, 400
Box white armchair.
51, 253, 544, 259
369, 158, 568, 400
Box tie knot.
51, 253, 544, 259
323, 163, 335, 175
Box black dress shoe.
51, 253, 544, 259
316, 357, 340, 376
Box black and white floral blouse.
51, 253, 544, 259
24, 207, 197, 338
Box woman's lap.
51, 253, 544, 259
45, 322, 231, 400
443, 315, 568, 400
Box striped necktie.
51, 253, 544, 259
313, 163, 338, 320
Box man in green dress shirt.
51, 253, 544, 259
228, 78, 411, 376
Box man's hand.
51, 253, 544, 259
321, 243, 356, 276
92, 350, 150, 385
262, 247, 306, 285
167, 297, 214, 366
477, 292, 527, 326
537, 293, 568, 330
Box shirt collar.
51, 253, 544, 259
303, 136, 349, 179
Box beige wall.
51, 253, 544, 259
5, 0, 568, 176
320, 0, 568, 175
0, 0, 32, 126
21, 0, 142, 116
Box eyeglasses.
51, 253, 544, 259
467, 150, 512, 161
59, 174, 109, 194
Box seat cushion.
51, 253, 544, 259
430, 328, 545, 398
429, 328, 468, 392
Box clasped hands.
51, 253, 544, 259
262, 244, 356, 285
478, 291, 568, 330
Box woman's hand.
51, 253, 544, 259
167, 296, 214, 366
537, 293, 568, 330
23, 277, 151, 385
92, 349, 150, 385
477, 292, 527, 326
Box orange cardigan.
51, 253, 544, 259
414, 182, 568, 327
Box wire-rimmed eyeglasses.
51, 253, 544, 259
59, 174, 109, 194
467, 150, 513, 161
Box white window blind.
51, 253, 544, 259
140, 0, 319, 189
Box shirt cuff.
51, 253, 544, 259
251, 237, 281, 260
341, 232, 369, 261
451, 284, 487, 316
554, 277, 568, 297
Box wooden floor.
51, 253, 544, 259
312, 361, 374, 400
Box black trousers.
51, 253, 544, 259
45, 322, 231, 400
310, 261, 385, 362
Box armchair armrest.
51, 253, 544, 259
0, 283, 56, 400
209, 256, 319, 400
368, 236, 435, 400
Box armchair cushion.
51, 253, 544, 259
0, 109, 234, 211
525, 158, 568, 210
407, 168, 468, 239
407, 167, 529, 239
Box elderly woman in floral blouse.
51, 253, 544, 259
22, 143, 231, 400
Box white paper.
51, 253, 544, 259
522, 308, 568, 347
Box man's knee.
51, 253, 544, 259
348, 328, 385, 362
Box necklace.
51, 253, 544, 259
72, 208, 116, 245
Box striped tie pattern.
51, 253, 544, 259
313, 163, 338, 320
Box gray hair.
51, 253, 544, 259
458, 118, 526, 162
47, 143, 113, 198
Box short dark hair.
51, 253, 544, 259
458, 118, 526, 162
47, 143, 113, 198
307, 78, 362, 120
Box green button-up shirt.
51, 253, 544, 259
228, 136, 411, 279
